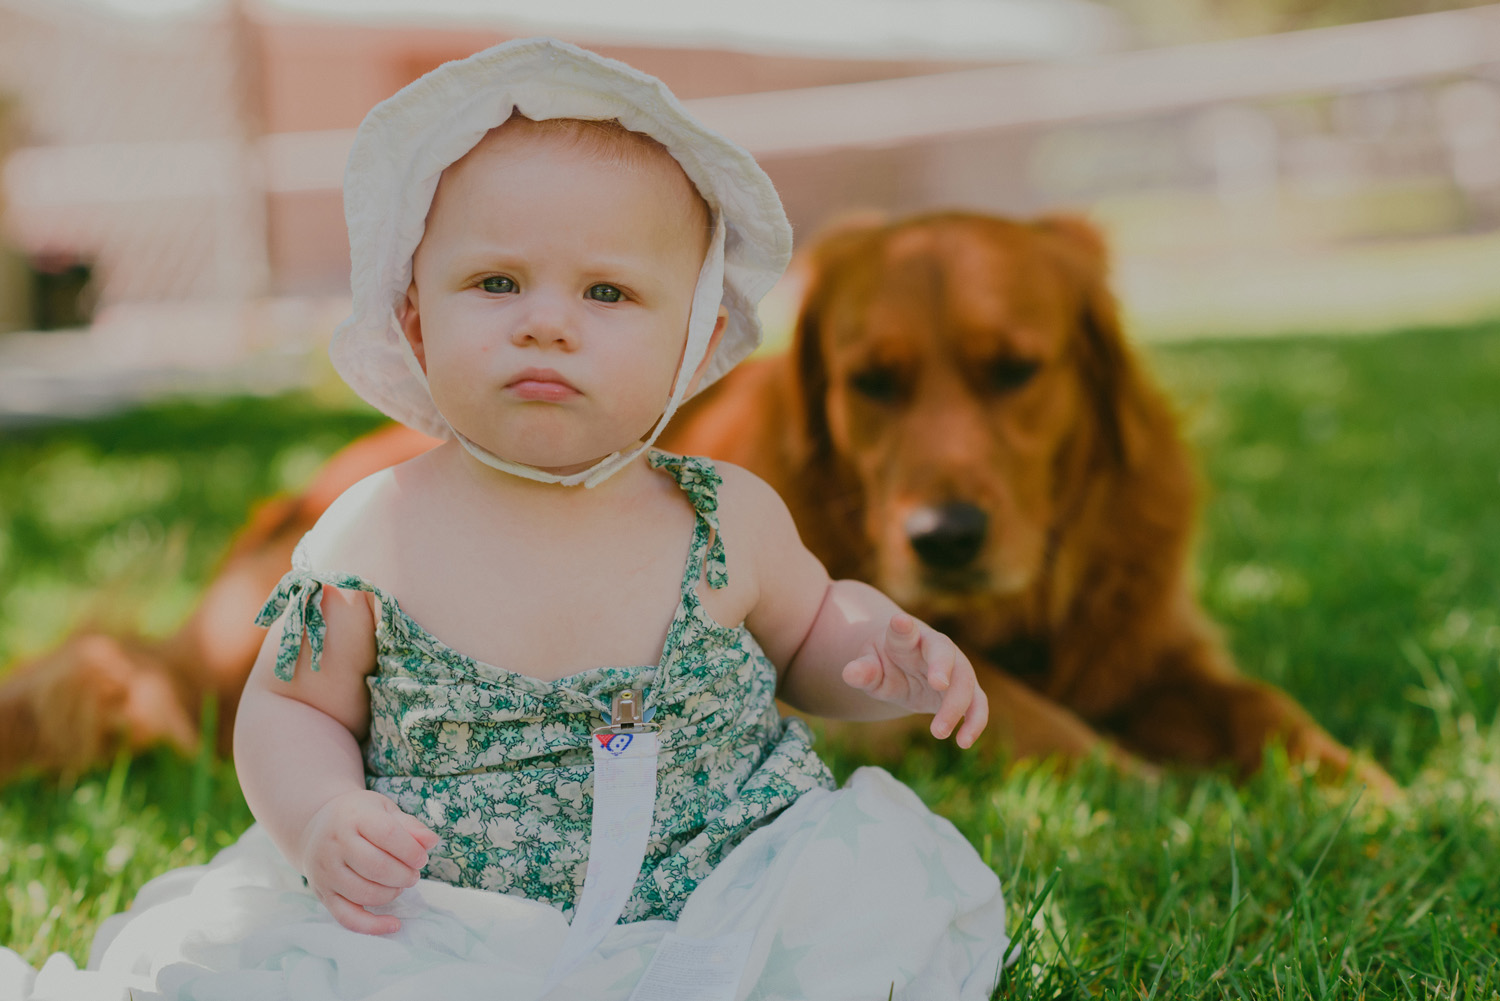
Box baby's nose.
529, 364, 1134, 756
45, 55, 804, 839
510, 296, 577, 348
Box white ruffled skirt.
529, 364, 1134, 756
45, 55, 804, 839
1, 768, 1010, 1001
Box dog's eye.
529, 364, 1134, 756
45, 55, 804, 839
849, 367, 904, 402
988, 359, 1039, 393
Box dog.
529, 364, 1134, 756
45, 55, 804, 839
0, 211, 1392, 792
662, 211, 1392, 789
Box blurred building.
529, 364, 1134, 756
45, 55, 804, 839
0, 0, 1118, 312
1, 0, 1498, 419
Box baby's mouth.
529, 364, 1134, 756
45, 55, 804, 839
507, 368, 579, 401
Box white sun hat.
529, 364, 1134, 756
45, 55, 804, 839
331, 36, 792, 487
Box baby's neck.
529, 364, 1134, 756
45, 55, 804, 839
436, 440, 657, 517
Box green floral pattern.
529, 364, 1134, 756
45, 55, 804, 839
255, 451, 835, 921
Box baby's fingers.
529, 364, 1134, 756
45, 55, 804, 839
883, 615, 926, 673
397, 809, 441, 854
359, 800, 435, 872
841, 651, 883, 692
954, 684, 989, 748
929, 667, 980, 745
320, 887, 402, 936
923, 634, 956, 693
344, 838, 423, 891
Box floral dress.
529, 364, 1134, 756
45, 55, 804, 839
253, 450, 835, 921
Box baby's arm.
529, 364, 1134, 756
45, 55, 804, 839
726, 466, 988, 747
234, 582, 437, 935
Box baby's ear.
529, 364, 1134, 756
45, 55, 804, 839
396, 283, 426, 372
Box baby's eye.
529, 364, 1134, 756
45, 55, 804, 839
479, 276, 517, 294
586, 284, 624, 303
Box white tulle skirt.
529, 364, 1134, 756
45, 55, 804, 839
1, 768, 1010, 1001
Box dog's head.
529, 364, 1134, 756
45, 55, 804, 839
792, 212, 1159, 624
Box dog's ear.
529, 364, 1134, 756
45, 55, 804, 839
790, 214, 888, 464
1036, 214, 1157, 470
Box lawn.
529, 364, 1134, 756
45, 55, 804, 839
2, 321, 1498, 997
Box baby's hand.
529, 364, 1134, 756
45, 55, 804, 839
299, 789, 440, 935
841, 615, 989, 747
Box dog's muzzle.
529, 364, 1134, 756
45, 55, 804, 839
904, 502, 988, 570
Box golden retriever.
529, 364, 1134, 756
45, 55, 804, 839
663, 211, 1391, 789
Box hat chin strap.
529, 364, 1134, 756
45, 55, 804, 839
404, 217, 727, 489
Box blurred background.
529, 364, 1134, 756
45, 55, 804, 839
2, 0, 1498, 420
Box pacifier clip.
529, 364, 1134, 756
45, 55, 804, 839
540, 689, 751, 1000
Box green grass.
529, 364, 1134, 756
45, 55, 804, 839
0, 397, 387, 662
3, 322, 1499, 997
1155, 326, 1500, 773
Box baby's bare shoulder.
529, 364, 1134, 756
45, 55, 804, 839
705, 459, 783, 509
697, 461, 831, 669
705, 460, 810, 560
297, 466, 403, 580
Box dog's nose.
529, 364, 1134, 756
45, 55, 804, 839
905, 503, 988, 569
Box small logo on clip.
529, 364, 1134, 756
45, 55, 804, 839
596, 732, 634, 755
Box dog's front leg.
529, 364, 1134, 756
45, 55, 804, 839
1104, 668, 1398, 796
799, 657, 1153, 776
973, 660, 1154, 776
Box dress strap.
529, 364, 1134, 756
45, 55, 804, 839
254, 554, 382, 681
648, 451, 728, 591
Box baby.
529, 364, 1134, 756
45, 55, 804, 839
237, 101, 988, 931
16, 38, 1010, 1001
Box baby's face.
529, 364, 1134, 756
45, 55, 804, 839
401, 121, 712, 476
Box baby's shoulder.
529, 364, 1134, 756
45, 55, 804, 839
703, 458, 778, 506
296, 466, 402, 580
696, 458, 803, 549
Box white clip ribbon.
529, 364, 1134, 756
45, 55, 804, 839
626, 930, 754, 1001
541, 726, 660, 993
541, 690, 752, 998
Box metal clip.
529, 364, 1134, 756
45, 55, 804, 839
612, 689, 644, 728
594, 687, 659, 735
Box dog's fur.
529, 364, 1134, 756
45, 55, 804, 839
663, 212, 1390, 788
0, 211, 1392, 791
